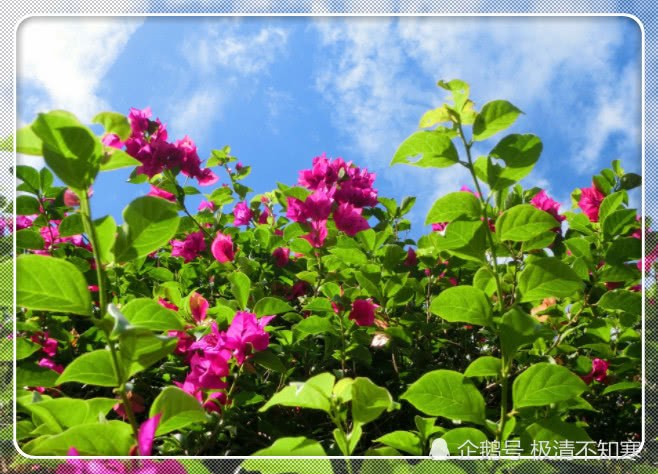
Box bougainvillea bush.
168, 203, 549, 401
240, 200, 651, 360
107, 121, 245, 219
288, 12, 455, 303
11, 80, 643, 460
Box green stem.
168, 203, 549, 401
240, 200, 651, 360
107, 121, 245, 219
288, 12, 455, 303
336, 313, 348, 376
498, 358, 510, 442
79, 190, 140, 439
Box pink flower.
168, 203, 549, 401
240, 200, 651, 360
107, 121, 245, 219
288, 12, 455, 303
198, 200, 216, 212
349, 299, 379, 327
258, 206, 273, 224
460, 185, 480, 198
286, 197, 308, 223
168, 329, 195, 357
333, 202, 369, 236
223, 312, 276, 364
158, 298, 179, 311
432, 222, 447, 232
304, 190, 334, 221
31, 331, 58, 358
404, 248, 417, 266
233, 201, 253, 226
211, 232, 235, 263
581, 358, 609, 385
148, 185, 176, 202
272, 247, 290, 267
16, 215, 34, 231
101, 133, 124, 149
189, 292, 208, 323
38, 357, 64, 374
113, 392, 145, 420
301, 219, 328, 248
196, 168, 219, 186
289, 281, 310, 300
578, 185, 606, 222
137, 413, 161, 456
128, 106, 152, 134
63, 189, 80, 207
171, 231, 206, 262
530, 190, 565, 222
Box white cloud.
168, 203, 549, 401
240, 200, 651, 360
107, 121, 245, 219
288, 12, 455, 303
168, 89, 224, 140
184, 21, 288, 76
17, 17, 144, 123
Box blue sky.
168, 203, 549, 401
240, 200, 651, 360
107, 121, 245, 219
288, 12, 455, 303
16, 16, 643, 236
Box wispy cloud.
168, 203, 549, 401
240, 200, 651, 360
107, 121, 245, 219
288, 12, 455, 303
17, 17, 144, 123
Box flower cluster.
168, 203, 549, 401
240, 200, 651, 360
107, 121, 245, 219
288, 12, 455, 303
578, 184, 606, 222
175, 311, 275, 412
286, 153, 378, 247
103, 107, 218, 186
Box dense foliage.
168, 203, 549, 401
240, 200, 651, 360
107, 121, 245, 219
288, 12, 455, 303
11, 80, 643, 463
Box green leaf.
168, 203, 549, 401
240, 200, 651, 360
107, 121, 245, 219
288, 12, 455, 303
328, 247, 368, 265
16, 195, 41, 215
351, 377, 394, 425
464, 356, 501, 378
228, 271, 251, 310
564, 238, 592, 261
513, 363, 587, 409
94, 215, 117, 264
425, 191, 481, 225
605, 237, 641, 265
16, 338, 41, 360
17, 363, 60, 388
16, 165, 41, 192
472, 100, 523, 141
16, 229, 44, 250
251, 349, 287, 373
17, 254, 92, 316
92, 111, 131, 140
441, 428, 489, 455
488, 134, 542, 189
56, 350, 118, 387
496, 204, 558, 242
293, 315, 338, 341
252, 437, 328, 456
119, 330, 177, 380
333, 425, 362, 456
58, 214, 84, 237
25, 421, 133, 456
521, 417, 591, 454
430, 285, 492, 327
100, 148, 141, 171
115, 196, 180, 261
260, 373, 334, 414
597, 290, 641, 315
602, 209, 637, 237
375, 431, 422, 455
390, 131, 459, 168
121, 298, 185, 331
437, 219, 487, 263
401, 370, 486, 424
438, 79, 470, 111
473, 267, 498, 297
598, 191, 626, 223
149, 386, 206, 435
27, 397, 116, 430
16, 126, 43, 156
31, 111, 102, 190
419, 105, 453, 128
517, 257, 583, 302
500, 307, 540, 358
253, 297, 294, 317
601, 381, 641, 395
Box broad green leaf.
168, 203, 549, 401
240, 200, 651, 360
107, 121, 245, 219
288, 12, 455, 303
401, 370, 486, 425
513, 363, 587, 408
473, 267, 498, 297
472, 100, 523, 141
605, 237, 641, 265
464, 356, 501, 378
16, 338, 41, 360
16, 363, 60, 388
488, 134, 542, 188
601, 381, 641, 395
500, 307, 540, 358
15, 165, 41, 191
293, 315, 338, 341
16, 126, 43, 156
17, 254, 91, 316
149, 386, 206, 435
260, 373, 334, 414
92, 111, 131, 140
56, 350, 118, 387
251, 349, 287, 373
598, 191, 626, 223
430, 285, 492, 327
15, 195, 40, 215
100, 148, 141, 171
27, 398, 116, 430
333, 424, 362, 456
564, 238, 592, 261
521, 417, 591, 454
328, 247, 368, 265
16, 229, 44, 250
351, 377, 394, 424
425, 191, 481, 225
517, 257, 583, 302
602, 209, 637, 237
31, 111, 102, 190
438, 79, 470, 111
228, 271, 251, 310
119, 330, 177, 380
94, 215, 117, 264
391, 131, 459, 168
375, 431, 422, 455
597, 290, 641, 315
121, 298, 185, 331
437, 219, 487, 263
25, 421, 133, 456
253, 297, 294, 316
252, 437, 328, 456
496, 204, 558, 242
115, 196, 179, 261
58, 214, 84, 237
419, 105, 452, 128
441, 428, 489, 456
